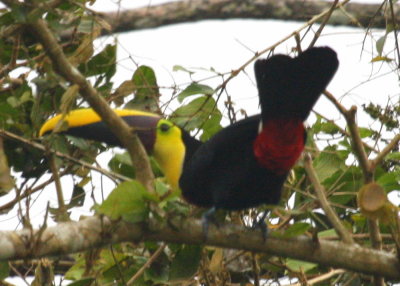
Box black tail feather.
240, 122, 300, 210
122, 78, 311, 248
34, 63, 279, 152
254, 47, 339, 121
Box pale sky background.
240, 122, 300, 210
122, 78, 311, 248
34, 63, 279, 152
3, 0, 400, 284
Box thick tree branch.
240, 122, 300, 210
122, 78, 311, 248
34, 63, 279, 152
0, 215, 399, 279
97, 0, 397, 34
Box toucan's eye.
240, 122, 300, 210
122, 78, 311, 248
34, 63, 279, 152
159, 123, 170, 132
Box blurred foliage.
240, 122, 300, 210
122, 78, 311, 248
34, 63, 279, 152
0, 0, 399, 285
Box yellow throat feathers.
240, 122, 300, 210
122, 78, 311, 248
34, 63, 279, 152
153, 119, 186, 190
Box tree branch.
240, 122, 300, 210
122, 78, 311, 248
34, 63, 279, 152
345, 106, 373, 181
0, 215, 399, 279
304, 154, 354, 244
96, 0, 395, 35
370, 134, 400, 170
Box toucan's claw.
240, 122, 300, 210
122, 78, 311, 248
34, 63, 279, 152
202, 206, 217, 240
252, 212, 269, 242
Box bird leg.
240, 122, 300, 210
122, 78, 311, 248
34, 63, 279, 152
202, 206, 218, 240
252, 211, 269, 241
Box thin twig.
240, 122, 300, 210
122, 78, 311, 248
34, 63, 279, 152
313, 110, 378, 153
308, 0, 339, 48
304, 154, 354, 245
0, 169, 70, 214
370, 134, 400, 170
127, 243, 166, 285
0, 129, 129, 182
251, 252, 260, 286
323, 90, 348, 116
214, 0, 350, 101
47, 154, 68, 221
288, 268, 346, 286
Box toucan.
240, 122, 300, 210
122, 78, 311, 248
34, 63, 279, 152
179, 47, 339, 217
39, 108, 202, 189
40, 47, 338, 231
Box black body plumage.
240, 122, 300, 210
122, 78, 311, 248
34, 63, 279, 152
180, 47, 339, 211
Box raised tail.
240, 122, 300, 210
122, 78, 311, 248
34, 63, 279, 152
254, 47, 339, 121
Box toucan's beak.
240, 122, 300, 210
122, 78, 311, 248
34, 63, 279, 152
39, 108, 161, 153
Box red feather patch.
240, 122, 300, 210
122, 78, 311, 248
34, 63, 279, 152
253, 118, 305, 174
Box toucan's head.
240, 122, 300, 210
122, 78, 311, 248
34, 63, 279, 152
39, 108, 186, 189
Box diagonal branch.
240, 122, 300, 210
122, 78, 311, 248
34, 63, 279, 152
370, 134, 400, 170
324, 91, 373, 181
304, 154, 354, 245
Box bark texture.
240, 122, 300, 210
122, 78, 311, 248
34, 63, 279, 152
0, 216, 399, 280
98, 0, 396, 35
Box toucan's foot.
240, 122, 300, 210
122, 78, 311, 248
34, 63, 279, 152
202, 207, 217, 240
252, 212, 269, 242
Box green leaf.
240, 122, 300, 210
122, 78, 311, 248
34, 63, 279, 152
386, 22, 396, 34
286, 259, 317, 273
170, 96, 218, 131
125, 66, 159, 112
68, 185, 85, 208
169, 245, 202, 281
84, 44, 116, 80
6, 96, 18, 108
313, 117, 340, 135
66, 135, 96, 151
10, 5, 27, 22
0, 11, 14, 27
376, 34, 386, 56
97, 180, 156, 223
376, 171, 400, 192
322, 165, 361, 205
386, 152, 400, 160
0, 261, 9, 280
177, 83, 214, 103
173, 65, 194, 74
60, 84, 79, 114
200, 110, 222, 141
281, 222, 311, 238
313, 146, 345, 182
144, 262, 169, 284
358, 127, 375, 138
112, 80, 136, 106
108, 152, 135, 179
318, 229, 338, 239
